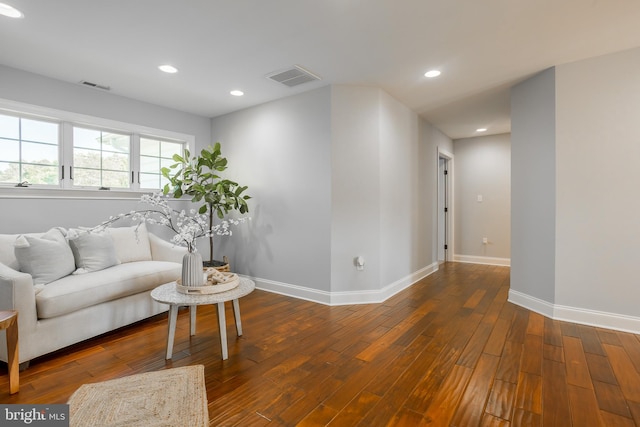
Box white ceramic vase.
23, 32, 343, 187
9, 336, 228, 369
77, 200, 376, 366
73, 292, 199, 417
181, 251, 203, 287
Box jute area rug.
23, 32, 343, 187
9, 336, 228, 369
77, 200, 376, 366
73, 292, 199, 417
68, 365, 208, 427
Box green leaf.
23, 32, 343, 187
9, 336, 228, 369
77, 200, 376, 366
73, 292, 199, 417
157, 141, 249, 219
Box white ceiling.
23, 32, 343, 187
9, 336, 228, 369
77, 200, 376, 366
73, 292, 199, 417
1, 0, 639, 140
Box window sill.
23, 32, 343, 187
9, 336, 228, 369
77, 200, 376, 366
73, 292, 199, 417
0, 186, 160, 200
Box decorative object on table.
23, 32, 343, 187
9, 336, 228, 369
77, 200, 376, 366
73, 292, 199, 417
181, 251, 204, 287
176, 268, 240, 295
95, 192, 248, 286
161, 142, 250, 268
216, 255, 231, 272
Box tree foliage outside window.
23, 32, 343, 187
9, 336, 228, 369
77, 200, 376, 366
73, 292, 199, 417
140, 137, 184, 189
0, 113, 59, 185
73, 127, 130, 188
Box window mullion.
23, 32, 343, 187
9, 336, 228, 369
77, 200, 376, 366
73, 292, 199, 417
61, 122, 74, 189
131, 133, 140, 190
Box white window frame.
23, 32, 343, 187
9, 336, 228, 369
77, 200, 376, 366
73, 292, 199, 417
138, 135, 187, 191
0, 110, 63, 188
67, 124, 133, 190
0, 98, 193, 199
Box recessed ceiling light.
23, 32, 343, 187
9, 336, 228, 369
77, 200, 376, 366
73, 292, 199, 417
230, 90, 244, 97
0, 3, 24, 18
476, 128, 487, 132
424, 70, 441, 78
158, 65, 178, 74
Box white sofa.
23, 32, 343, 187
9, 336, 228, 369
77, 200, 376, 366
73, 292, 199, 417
0, 224, 184, 366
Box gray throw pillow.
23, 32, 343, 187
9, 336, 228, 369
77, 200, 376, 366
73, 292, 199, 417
68, 229, 120, 274
14, 228, 76, 285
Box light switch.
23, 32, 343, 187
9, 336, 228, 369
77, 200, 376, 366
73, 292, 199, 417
477, 195, 483, 202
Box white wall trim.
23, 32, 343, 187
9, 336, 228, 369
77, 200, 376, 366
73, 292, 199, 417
509, 289, 640, 334
454, 255, 511, 267
508, 289, 555, 318
248, 276, 333, 305
247, 262, 439, 306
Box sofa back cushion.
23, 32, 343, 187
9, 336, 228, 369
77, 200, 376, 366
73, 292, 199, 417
107, 223, 152, 263
0, 234, 24, 270
14, 228, 76, 285
68, 229, 120, 274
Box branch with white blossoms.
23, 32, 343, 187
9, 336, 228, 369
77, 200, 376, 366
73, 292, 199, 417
96, 192, 249, 252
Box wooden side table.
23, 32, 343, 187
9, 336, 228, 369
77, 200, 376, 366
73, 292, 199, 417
0, 310, 19, 394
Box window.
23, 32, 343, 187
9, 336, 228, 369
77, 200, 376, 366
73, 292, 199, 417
0, 113, 60, 186
139, 137, 184, 189
0, 101, 192, 194
73, 127, 130, 189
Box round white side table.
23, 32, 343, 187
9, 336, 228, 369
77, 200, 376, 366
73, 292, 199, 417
151, 278, 255, 360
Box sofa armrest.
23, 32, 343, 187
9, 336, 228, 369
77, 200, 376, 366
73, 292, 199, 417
148, 233, 187, 263
0, 263, 38, 361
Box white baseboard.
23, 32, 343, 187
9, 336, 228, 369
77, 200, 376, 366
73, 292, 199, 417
509, 289, 640, 334
507, 289, 554, 318
454, 254, 511, 266
246, 262, 439, 306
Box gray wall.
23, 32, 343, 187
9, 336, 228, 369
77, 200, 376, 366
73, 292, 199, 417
0, 65, 211, 240
212, 85, 451, 296
330, 86, 382, 292
379, 91, 424, 286
212, 87, 333, 291
511, 48, 640, 330
554, 47, 640, 317
510, 68, 556, 303
453, 133, 511, 260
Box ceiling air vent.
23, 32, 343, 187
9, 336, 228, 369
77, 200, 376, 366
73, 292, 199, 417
266, 65, 321, 88
79, 80, 111, 91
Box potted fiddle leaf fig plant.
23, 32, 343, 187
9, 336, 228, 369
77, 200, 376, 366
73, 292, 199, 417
161, 142, 250, 267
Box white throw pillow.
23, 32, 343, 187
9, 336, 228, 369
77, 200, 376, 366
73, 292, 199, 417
68, 229, 120, 274
14, 227, 76, 285
107, 223, 152, 263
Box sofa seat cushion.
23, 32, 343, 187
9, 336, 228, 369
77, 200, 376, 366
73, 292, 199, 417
36, 261, 181, 319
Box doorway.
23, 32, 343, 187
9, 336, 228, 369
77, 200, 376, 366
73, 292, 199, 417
438, 149, 453, 263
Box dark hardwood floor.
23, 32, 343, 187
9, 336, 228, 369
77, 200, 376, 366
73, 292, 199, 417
2, 262, 640, 426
